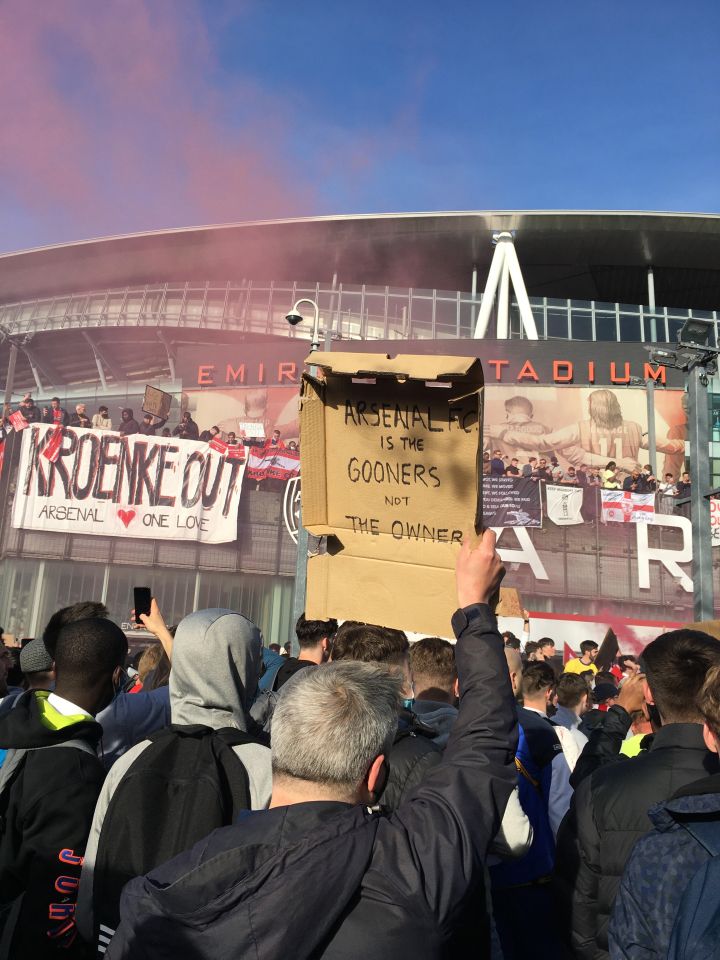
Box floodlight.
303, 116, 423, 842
678, 317, 713, 348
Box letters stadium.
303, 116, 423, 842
2, 211, 720, 648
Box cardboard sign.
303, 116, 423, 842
238, 421, 265, 439
142, 384, 172, 420
300, 351, 484, 636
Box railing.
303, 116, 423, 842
1, 280, 718, 344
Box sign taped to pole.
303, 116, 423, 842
12, 425, 245, 543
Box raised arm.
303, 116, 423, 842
390, 530, 519, 930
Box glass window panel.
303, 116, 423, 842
570, 310, 593, 340
595, 312, 617, 340
363, 293, 387, 338
163, 293, 184, 319
546, 306, 569, 339
410, 296, 433, 336
434, 298, 458, 338
386, 295, 410, 338
619, 313, 641, 342
104, 295, 124, 318
458, 298, 476, 337
47, 299, 68, 319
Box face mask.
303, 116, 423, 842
401, 698, 415, 711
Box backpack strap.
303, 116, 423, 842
677, 818, 720, 858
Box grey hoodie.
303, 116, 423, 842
76, 609, 272, 942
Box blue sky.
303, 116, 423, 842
1, 0, 718, 252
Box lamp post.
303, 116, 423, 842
648, 318, 719, 621
286, 298, 321, 352
285, 299, 323, 654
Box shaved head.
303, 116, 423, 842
504, 647, 523, 698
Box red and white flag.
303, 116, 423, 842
247, 445, 300, 482
9, 411, 28, 432
41, 425, 64, 463
601, 489, 655, 523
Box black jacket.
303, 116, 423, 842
173, 418, 199, 441
138, 417, 167, 436
555, 720, 718, 960
0, 691, 105, 957
107, 605, 518, 960
380, 707, 442, 811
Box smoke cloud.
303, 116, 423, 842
0, 1, 323, 247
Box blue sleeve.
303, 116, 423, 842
97, 688, 170, 769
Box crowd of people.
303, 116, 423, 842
0, 395, 299, 459
484, 447, 692, 516
0, 533, 718, 958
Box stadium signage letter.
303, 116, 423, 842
12, 426, 245, 544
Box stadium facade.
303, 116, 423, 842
2, 210, 720, 646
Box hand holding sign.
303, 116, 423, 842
456, 529, 505, 610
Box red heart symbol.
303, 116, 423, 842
118, 509, 136, 528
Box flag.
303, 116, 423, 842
209, 436, 228, 455
563, 642, 575, 664
0, 439, 4, 478
601, 489, 655, 523
596, 627, 619, 672
41, 425, 64, 463
546, 484, 584, 525
247, 444, 300, 482
8, 411, 27, 432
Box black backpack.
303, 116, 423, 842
91, 724, 255, 950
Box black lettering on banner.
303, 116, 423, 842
201, 454, 224, 509
93, 435, 120, 501
71, 432, 100, 500
129, 441, 158, 506
181, 452, 204, 508
24, 427, 47, 496
221, 460, 244, 517
155, 444, 179, 508
112, 438, 133, 504
47, 430, 77, 498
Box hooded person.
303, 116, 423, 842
76, 608, 272, 949
117, 408, 139, 436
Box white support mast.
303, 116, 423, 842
473, 231, 539, 340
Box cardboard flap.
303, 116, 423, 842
307, 351, 483, 384
298, 377, 328, 527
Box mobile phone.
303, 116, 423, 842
134, 587, 152, 625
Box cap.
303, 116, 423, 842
592, 682, 619, 704
20, 638, 53, 674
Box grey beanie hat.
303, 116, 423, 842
20, 638, 53, 674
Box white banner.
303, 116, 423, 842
601, 489, 655, 523
546, 484, 584, 525
12, 425, 246, 543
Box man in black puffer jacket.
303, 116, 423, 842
106, 529, 518, 960
330, 620, 442, 809
555, 629, 720, 960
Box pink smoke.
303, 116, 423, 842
0, 1, 319, 243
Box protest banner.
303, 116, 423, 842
299, 352, 485, 636
483, 476, 542, 528
546, 483, 584, 526
601, 489, 655, 523
12, 424, 245, 543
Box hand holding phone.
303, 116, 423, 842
133, 587, 152, 625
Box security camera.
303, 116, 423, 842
285, 310, 303, 327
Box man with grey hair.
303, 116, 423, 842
107, 530, 518, 959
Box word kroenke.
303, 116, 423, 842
12, 426, 246, 543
